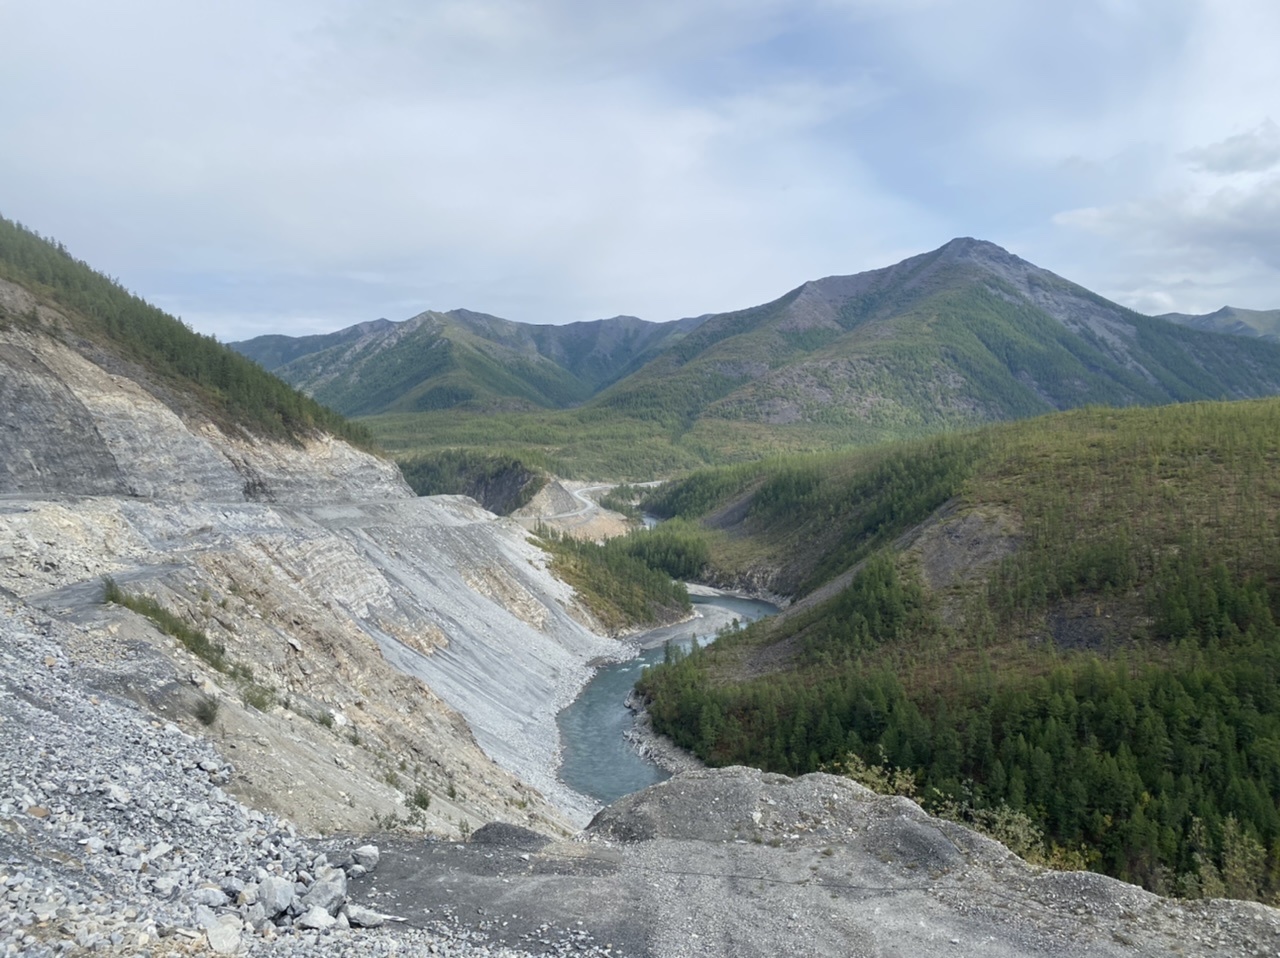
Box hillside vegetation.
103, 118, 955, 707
531, 523, 705, 632
637, 398, 1280, 902
233, 310, 704, 417
1162, 305, 1280, 343
0, 216, 373, 449
398, 449, 548, 514
359, 238, 1280, 479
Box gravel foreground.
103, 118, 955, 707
0, 595, 612, 958
4, 591, 1280, 958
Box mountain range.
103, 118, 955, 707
233, 310, 707, 416
3, 213, 1278, 947
234, 239, 1280, 444
1159, 304, 1280, 342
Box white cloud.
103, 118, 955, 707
1181, 120, 1280, 175
2, 0, 1278, 337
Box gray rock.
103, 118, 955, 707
258, 875, 295, 917
192, 884, 229, 908
203, 914, 243, 955
296, 905, 336, 930
298, 865, 346, 916
343, 903, 385, 928
351, 844, 380, 871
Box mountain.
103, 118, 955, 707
639, 398, 1280, 901
1159, 304, 1280, 342
0, 214, 619, 835
246, 238, 1280, 479
591, 238, 1280, 435
232, 309, 707, 416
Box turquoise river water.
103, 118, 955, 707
556, 590, 778, 805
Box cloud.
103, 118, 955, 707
1181, 120, 1280, 175
1053, 169, 1280, 314
2, 1, 1279, 336
1057, 175, 1280, 258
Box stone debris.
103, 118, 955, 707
0, 597, 618, 958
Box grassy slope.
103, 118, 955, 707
248, 311, 706, 421
0, 216, 374, 450
280, 317, 598, 416
638, 398, 1280, 901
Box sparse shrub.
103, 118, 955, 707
821, 749, 917, 798
194, 695, 220, 726
411, 786, 431, 811
101, 577, 229, 672
241, 683, 276, 712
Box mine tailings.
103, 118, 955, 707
557, 588, 777, 804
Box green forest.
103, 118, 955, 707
531, 525, 700, 632
397, 448, 548, 514
0, 216, 372, 449
636, 399, 1280, 902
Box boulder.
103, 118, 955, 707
298, 865, 347, 916
343, 903, 385, 928
351, 844, 380, 871
258, 875, 295, 917
296, 905, 336, 930
203, 915, 243, 955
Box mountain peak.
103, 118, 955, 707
934, 236, 1023, 267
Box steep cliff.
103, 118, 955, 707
0, 278, 408, 503
0, 271, 618, 836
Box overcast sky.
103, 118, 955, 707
3, 1, 1278, 341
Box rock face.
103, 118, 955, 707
0, 278, 410, 503
0, 279, 617, 835
354, 766, 1280, 958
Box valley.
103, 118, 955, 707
2, 213, 1280, 956
635, 399, 1280, 900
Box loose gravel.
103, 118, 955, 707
0, 597, 610, 957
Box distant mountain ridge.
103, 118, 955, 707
588, 237, 1280, 436
232, 309, 707, 416
235, 239, 1280, 461
1159, 305, 1280, 342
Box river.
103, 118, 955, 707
556, 588, 778, 805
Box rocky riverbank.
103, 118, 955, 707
620, 690, 703, 777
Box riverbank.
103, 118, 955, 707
621, 688, 705, 776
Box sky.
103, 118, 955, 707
2, 1, 1278, 342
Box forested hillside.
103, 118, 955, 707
366, 239, 1280, 479
233, 310, 705, 417
637, 399, 1280, 901
0, 216, 372, 449
398, 449, 547, 514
